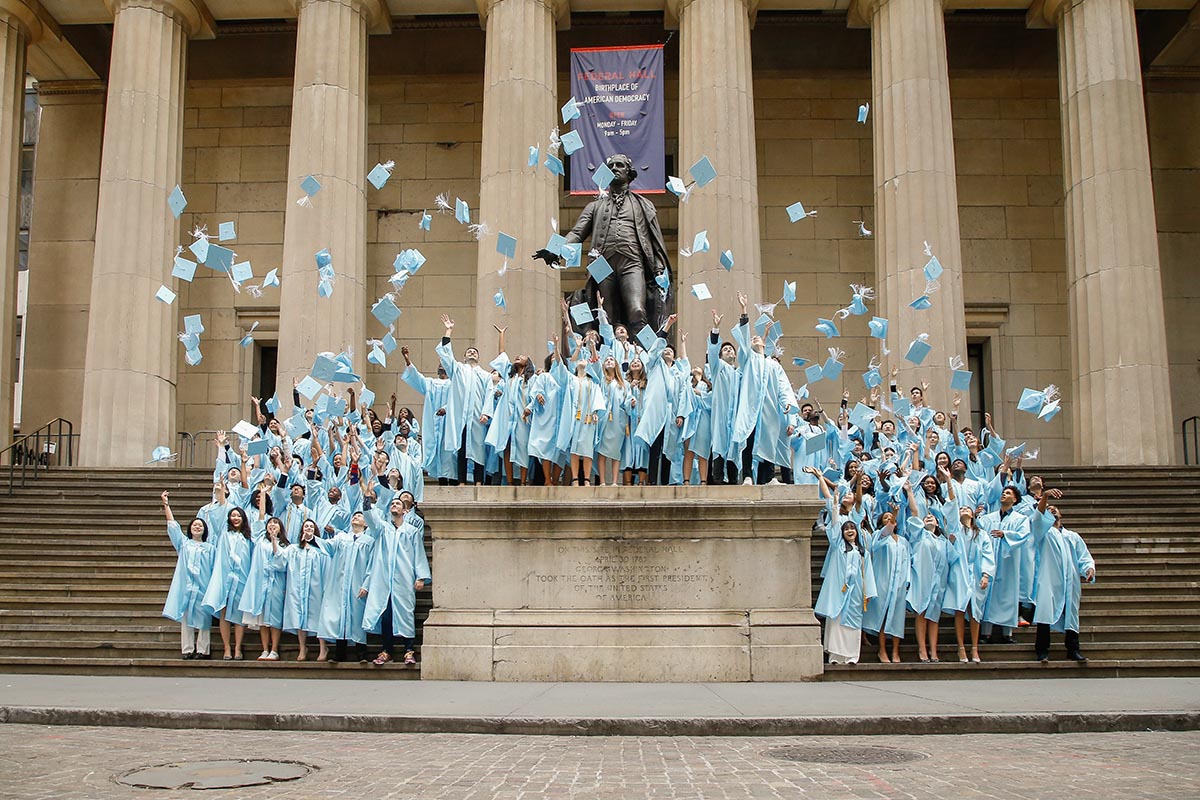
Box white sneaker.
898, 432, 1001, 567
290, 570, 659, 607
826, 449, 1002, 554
256, 650, 270, 661
767, 478, 782, 485
742, 478, 753, 486
265, 651, 279, 661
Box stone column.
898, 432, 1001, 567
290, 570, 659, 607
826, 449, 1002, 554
276, 0, 385, 385
1045, 0, 1174, 464
0, 2, 39, 449
473, 0, 563, 360
20, 80, 106, 432
861, 0, 968, 412
79, 1, 204, 466
675, 0, 763, 349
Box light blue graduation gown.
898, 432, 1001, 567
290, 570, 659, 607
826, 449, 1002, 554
907, 527, 957, 621
362, 509, 431, 638
633, 336, 674, 446
621, 384, 649, 470
526, 370, 562, 462
276, 501, 313, 544
436, 339, 492, 466
684, 382, 712, 459
862, 530, 910, 638
729, 322, 767, 456
1030, 511, 1095, 633
815, 532, 876, 630
596, 378, 629, 461
955, 526, 997, 620
979, 507, 1031, 627
316, 530, 377, 643
162, 521, 215, 629
277, 542, 328, 635
401, 364, 455, 480
706, 332, 739, 462
237, 531, 287, 629
555, 360, 607, 459
201, 526, 256, 618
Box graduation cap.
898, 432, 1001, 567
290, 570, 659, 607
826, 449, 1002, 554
167, 185, 187, 219
155, 285, 176, 305
588, 256, 614, 284
592, 163, 615, 191
561, 242, 582, 268
419, 211, 432, 231
496, 232, 517, 259
394, 248, 426, 273
786, 201, 817, 222
544, 233, 567, 257
381, 333, 397, 354
300, 175, 322, 199
923, 256, 944, 282
862, 366, 882, 389
171, 255, 197, 282
493, 289, 506, 308
857, 102, 869, 124
635, 325, 659, 351
149, 445, 176, 463
666, 176, 689, 198
367, 162, 394, 190
783, 280, 796, 308
688, 155, 717, 188
720, 250, 735, 271
822, 354, 844, 382
205, 244, 235, 273
455, 198, 470, 225
544, 154, 565, 176
218, 221, 236, 241
231, 261, 253, 284
246, 439, 270, 457
803, 427, 826, 455
311, 354, 338, 382
239, 321, 259, 349
805, 363, 824, 384
849, 402, 877, 432
569, 302, 594, 325
868, 316, 888, 340
691, 230, 710, 254
189, 235, 210, 263
284, 412, 309, 438
368, 345, 387, 367
560, 130, 584, 155
183, 314, 204, 335
655, 271, 670, 291
528, 145, 540, 168
814, 318, 840, 338
262, 268, 280, 289
1018, 388, 1045, 413
561, 96, 580, 123
905, 334, 932, 365
372, 295, 401, 327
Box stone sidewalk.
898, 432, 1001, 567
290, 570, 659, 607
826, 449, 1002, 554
1, 674, 1197, 735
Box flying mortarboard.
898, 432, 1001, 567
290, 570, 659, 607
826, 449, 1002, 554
218, 221, 236, 242
183, 314, 204, 335
496, 232, 517, 260
561, 242, 582, 268
560, 130, 584, 156
231, 261, 253, 284
786, 201, 816, 222
167, 185, 187, 219
300, 175, 322, 198
635, 324, 659, 351
783, 281, 796, 308
455, 198, 470, 225
588, 256, 614, 284
262, 268, 280, 289
367, 162, 394, 190
569, 302, 594, 325
543, 154, 565, 176
720, 250, 735, 271
155, 285, 176, 305
205, 244, 235, 273
868, 316, 888, 340
688, 156, 717, 188
691, 283, 711, 301
493, 289, 506, 308
692, 230, 710, 254
923, 256, 944, 282
172, 255, 197, 282
561, 96, 580, 123
592, 163, 615, 191
857, 103, 869, 124
951, 369, 973, 391
805, 363, 824, 384
814, 318, 840, 338
371, 295, 401, 327
905, 334, 932, 365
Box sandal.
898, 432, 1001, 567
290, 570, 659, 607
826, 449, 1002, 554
222, 654, 233, 661
372, 652, 392, 666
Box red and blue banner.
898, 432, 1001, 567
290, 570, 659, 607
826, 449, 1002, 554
568, 44, 666, 195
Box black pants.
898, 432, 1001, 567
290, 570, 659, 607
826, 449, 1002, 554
709, 455, 738, 485
741, 432, 755, 482
378, 600, 413, 657
647, 430, 671, 485
456, 426, 485, 485
1036, 624, 1081, 658
334, 639, 367, 661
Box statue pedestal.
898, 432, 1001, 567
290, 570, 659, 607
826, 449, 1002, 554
419, 485, 825, 682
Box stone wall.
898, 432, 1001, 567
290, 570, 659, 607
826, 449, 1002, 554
1147, 77, 1200, 462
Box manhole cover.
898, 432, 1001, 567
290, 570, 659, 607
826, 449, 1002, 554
115, 759, 315, 790
763, 746, 928, 765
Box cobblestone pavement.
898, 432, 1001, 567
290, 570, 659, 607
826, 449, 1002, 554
2, 725, 1198, 799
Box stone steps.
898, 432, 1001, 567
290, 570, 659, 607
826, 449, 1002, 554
0, 656, 421, 679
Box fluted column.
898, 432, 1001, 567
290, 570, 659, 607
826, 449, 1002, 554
474, 0, 561, 360
79, 1, 201, 466
1047, 0, 1174, 464
864, 0, 968, 412
0, 2, 36, 450
276, 0, 383, 384
675, 0, 762, 349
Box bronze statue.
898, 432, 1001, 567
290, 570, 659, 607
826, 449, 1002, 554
534, 153, 674, 334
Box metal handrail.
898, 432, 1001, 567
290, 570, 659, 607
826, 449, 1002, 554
177, 430, 222, 468
1184, 416, 1199, 466
0, 418, 76, 495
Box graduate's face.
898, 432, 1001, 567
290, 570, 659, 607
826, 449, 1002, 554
749, 335, 764, 353
924, 514, 937, 531
328, 487, 342, 504
603, 356, 617, 373
959, 507, 974, 525
1048, 505, 1061, 522
290, 486, 305, 503
880, 512, 896, 528
883, 448, 896, 461
720, 344, 736, 363
1001, 487, 1019, 508
229, 509, 244, 527
350, 512, 366, 532
859, 474, 872, 491
1029, 476, 1043, 492
663, 346, 675, 364
841, 523, 858, 545
926, 430, 939, 448
881, 420, 895, 435
465, 347, 480, 364
388, 468, 402, 484
935, 453, 950, 471
964, 431, 978, 447
911, 388, 924, 403
189, 519, 206, 539
266, 519, 282, 538
614, 325, 628, 342
301, 521, 318, 540
228, 468, 241, 483
268, 419, 281, 434
400, 491, 415, 510
371, 419, 384, 436
437, 367, 448, 379
908, 417, 921, 433
852, 441, 864, 457
847, 461, 859, 478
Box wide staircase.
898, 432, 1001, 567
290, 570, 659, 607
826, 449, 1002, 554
0, 468, 430, 678
0, 466, 1197, 680
816, 466, 1200, 679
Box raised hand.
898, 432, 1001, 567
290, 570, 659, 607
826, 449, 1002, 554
712, 309, 723, 327
736, 291, 748, 312
440, 314, 454, 332
890, 364, 899, 379
494, 324, 507, 335
596, 292, 604, 309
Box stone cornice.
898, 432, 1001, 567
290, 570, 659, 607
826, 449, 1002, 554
32, 78, 106, 99
289, 0, 391, 35
476, 0, 570, 31
104, 0, 216, 39
0, 0, 53, 43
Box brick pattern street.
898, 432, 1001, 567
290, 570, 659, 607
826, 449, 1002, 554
2, 726, 1198, 799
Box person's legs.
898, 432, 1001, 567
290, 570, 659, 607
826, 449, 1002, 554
270, 627, 281, 654
400, 637, 416, 664
648, 431, 664, 485
698, 456, 709, 484
379, 600, 395, 658
1065, 628, 1085, 660
196, 625, 211, 657
1035, 622, 1051, 660
741, 433, 755, 482
756, 459, 774, 485
218, 611, 231, 658
927, 618, 940, 661
780, 466, 793, 484
683, 448, 693, 485
970, 616, 982, 661
335, 639, 348, 661
297, 630, 308, 661
954, 611, 967, 661
233, 622, 244, 658
581, 456, 593, 485
180, 623, 194, 657
456, 428, 468, 484
914, 615, 929, 661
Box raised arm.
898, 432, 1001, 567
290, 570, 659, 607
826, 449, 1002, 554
161, 490, 175, 524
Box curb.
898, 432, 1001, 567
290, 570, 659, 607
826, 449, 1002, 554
3, 707, 1198, 737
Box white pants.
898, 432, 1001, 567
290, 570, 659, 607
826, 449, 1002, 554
182, 623, 211, 655
824, 618, 862, 665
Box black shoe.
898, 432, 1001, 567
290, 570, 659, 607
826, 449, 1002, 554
182, 653, 194, 660
990, 635, 1015, 645
1067, 652, 1088, 663
1036, 653, 1050, 663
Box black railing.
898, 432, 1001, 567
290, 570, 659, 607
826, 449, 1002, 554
0, 418, 76, 495
1184, 416, 1199, 466
176, 430, 222, 468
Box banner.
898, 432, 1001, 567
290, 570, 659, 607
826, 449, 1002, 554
568, 45, 665, 195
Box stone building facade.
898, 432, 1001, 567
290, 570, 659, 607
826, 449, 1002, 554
3, 0, 1197, 466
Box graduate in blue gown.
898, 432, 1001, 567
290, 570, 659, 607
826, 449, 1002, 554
526, 346, 566, 485
621, 358, 650, 481
904, 506, 959, 663
554, 338, 607, 485
945, 505, 996, 663
682, 364, 712, 485
160, 492, 216, 659
595, 355, 629, 486
706, 309, 741, 484
317, 511, 377, 663
979, 485, 1031, 635
436, 314, 494, 484
201, 504, 256, 660
361, 489, 431, 666
400, 346, 456, 483
1030, 489, 1096, 662
862, 510, 910, 663
815, 518, 877, 665
632, 313, 680, 485
274, 519, 329, 661
237, 494, 288, 661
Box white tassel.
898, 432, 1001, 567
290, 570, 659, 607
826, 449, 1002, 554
851, 284, 875, 301
1042, 384, 1060, 403
434, 193, 452, 214
827, 347, 845, 364
497, 259, 508, 277
548, 127, 562, 157
949, 354, 965, 371
467, 222, 490, 241
835, 307, 853, 320
867, 355, 881, 372
678, 247, 692, 258
923, 240, 933, 257
296, 196, 313, 208
246, 284, 264, 299
924, 279, 941, 296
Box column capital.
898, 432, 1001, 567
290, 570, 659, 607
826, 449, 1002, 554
848, 0, 946, 28
0, 0, 54, 43
103, 0, 216, 39
1026, 0, 1069, 28
290, 0, 392, 35
477, 0, 570, 31
666, 0, 759, 29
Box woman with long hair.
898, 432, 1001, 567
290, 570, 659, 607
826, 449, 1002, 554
201, 504, 256, 660
621, 357, 650, 484
862, 509, 909, 664
682, 365, 712, 485
595, 355, 627, 486
951, 505, 995, 663
238, 489, 289, 661
904, 504, 958, 663
160, 492, 216, 660
276, 518, 329, 662
814, 518, 876, 665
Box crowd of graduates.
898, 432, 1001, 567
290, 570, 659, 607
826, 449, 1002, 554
158, 288, 1094, 667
